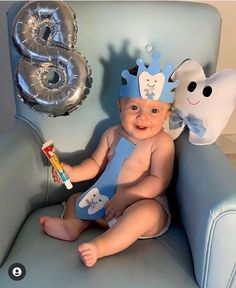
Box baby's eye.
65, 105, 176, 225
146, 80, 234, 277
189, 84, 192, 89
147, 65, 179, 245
131, 105, 139, 111
151, 108, 159, 113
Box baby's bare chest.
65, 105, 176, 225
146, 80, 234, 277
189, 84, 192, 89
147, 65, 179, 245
108, 142, 153, 185
123, 147, 151, 171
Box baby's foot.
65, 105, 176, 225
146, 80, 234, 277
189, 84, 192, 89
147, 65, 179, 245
40, 216, 79, 241
78, 242, 99, 267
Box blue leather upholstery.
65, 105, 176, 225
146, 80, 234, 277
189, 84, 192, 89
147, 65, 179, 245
1, 1, 235, 288
175, 130, 236, 288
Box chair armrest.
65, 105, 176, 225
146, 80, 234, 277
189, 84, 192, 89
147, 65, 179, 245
174, 130, 236, 288
0, 119, 47, 266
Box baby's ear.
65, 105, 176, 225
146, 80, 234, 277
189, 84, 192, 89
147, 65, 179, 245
117, 99, 122, 112
165, 110, 172, 120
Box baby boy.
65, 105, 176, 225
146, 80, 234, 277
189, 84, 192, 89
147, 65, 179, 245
40, 52, 178, 267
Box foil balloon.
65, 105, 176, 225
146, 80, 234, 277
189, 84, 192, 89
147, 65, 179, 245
12, 1, 92, 117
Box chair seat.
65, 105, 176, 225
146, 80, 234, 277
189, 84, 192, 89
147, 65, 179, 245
0, 205, 198, 288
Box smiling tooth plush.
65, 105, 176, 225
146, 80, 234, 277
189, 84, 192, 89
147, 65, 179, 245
168, 59, 236, 145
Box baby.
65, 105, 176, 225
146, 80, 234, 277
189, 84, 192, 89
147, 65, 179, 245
40, 52, 178, 267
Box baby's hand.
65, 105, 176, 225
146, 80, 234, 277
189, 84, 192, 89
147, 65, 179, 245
104, 193, 128, 222
52, 162, 74, 184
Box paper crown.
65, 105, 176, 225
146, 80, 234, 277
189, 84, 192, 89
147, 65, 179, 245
119, 52, 179, 103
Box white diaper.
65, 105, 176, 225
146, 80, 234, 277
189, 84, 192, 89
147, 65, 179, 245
108, 195, 171, 239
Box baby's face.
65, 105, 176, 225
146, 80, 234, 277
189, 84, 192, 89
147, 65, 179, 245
118, 98, 170, 141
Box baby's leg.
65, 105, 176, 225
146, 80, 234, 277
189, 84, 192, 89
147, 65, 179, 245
79, 199, 168, 267
40, 192, 90, 241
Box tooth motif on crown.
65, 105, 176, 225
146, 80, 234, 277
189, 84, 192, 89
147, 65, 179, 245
139, 71, 165, 100
119, 52, 179, 103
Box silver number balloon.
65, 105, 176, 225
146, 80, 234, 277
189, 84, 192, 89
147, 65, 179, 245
12, 1, 92, 117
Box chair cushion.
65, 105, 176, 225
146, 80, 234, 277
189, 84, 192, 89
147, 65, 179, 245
0, 205, 198, 288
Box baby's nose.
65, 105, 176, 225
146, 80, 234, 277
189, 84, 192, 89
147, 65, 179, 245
137, 109, 148, 119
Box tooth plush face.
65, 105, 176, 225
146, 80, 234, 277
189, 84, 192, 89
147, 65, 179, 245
139, 71, 165, 100
79, 187, 109, 215
170, 59, 236, 144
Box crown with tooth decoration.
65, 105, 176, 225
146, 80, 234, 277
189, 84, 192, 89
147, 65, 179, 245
119, 52, 179, 103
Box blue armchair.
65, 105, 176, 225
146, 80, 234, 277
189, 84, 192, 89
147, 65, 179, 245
0, 2, 235, 288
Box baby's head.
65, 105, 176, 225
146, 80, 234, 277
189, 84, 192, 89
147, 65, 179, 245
118, 52, 178, 141
118, 96, 171, 141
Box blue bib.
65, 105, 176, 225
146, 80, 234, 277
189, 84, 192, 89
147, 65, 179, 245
75, 136, 135, 219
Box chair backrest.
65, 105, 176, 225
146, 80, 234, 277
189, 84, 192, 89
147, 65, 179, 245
7, 1, 221, 203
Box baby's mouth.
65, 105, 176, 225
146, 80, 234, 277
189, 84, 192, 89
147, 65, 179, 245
136, 125, 148, 130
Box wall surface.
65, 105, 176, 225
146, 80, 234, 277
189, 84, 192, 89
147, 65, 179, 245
0, 1, 235, 135
204, 1, 236, 134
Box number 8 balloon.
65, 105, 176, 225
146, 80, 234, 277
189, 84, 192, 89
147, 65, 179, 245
12, 1, 92, 117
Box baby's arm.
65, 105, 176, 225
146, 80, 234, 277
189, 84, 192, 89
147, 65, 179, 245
137, 132, 175, 197
55, 127, 114, 183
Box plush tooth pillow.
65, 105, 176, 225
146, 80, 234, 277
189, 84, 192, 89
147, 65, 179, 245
167, 59, 236, 145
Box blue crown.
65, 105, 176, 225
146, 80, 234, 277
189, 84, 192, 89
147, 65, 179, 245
119, 52, 179, 103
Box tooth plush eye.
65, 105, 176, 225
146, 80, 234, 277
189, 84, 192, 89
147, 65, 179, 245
187, 81, 197, 92
202, 86, 212, 97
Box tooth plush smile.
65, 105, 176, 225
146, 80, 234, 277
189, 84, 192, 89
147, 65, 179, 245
91, 199, 98, 204
187, 98, 200, 105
